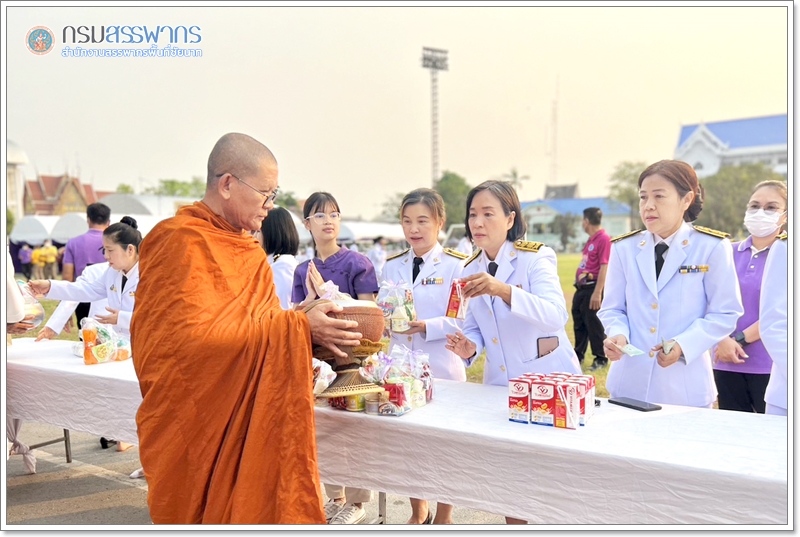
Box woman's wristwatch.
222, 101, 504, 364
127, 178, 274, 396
733, 331, 747, 346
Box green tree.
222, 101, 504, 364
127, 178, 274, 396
694, 163, 786, 239
435, 171, 472, 230
275, 190, 300, 211
116, 183, 135, 194
7, 208, 15, 236
376, 192, 405, 223
143, 176, 206, 197
503, 167, 530, 189
607, 160, 648, 222
550, 213, 579, 251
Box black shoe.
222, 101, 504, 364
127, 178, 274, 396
423, 512, 433, 524
100, 437, 117, 449
589, 361, 608, 371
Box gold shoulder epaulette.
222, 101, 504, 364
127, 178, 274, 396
693, 225, 729, 239
386, 248, 410, 261
611, 229, 644, 243
513, 240, 544, 253
778, 232, 788, 241
443, 247, 469, 260
464, 248, 482, 267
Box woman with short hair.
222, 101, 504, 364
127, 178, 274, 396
598, 160, 743, 408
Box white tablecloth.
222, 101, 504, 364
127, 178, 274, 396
6, 338, 789, 525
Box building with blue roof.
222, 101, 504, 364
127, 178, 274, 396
520, 197, 633, 252
674, 114, 787, 178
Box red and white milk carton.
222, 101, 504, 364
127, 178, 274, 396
554, 381, 581, 430
529, 379, 557, 426
508, 377, 532, 424
570, 375, 595, 425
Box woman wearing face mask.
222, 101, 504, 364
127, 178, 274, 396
597, 160, 743, 408
712, 181, 787, 413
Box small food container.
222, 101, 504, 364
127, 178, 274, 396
364, 393, 381, 414
345, 394, 366, 412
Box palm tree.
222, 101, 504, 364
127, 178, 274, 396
502, 167, 530, 189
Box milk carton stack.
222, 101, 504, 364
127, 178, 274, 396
508, 372, 596, 429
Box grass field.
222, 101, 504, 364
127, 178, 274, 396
16, 255, 610, 397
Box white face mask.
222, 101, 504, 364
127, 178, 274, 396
743, 209, 784, 238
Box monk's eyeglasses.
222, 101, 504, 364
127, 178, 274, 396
217, 173, 279, 207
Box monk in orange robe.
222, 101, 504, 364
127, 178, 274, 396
131, 133, 362, 524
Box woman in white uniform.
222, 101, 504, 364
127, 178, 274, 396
30, 216, 142, 340
382, 188, 467, 525
446, 180, 580, 525
447, 180, 581, 387
261, 207, 299, 310
30, 216, 142, 452
35, 262, 110, 341
760, 235, 788, 416
598, 160, 743, 408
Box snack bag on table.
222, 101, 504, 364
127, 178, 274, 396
80, 318, 131, 365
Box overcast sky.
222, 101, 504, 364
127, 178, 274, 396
3, 3, 790, 220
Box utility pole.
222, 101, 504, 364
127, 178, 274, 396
422, 47, 448, 186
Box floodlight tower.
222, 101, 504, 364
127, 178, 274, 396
422, 47, 448, 185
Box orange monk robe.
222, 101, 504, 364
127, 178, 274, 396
131, 202, 326, 524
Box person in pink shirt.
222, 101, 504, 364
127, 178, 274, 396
572, 207, 612, 371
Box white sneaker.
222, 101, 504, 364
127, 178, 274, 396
324, 500, 346, 522
329, 504, 366, 525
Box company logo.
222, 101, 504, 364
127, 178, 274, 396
27, 26, 55, 55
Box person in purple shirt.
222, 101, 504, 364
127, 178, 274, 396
291, 192, 378, 525
18, 244, 33, 281
63, 202, 111, 327
713, 180, 787, 413
292, 192, 379, 306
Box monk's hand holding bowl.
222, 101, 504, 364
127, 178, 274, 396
304, 299, 362, 359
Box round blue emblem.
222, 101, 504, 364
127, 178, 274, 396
27, 26, 54, 55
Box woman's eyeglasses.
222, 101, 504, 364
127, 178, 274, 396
746, 207, 784, 216
306, 212, 341, 222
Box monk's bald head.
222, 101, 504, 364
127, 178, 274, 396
206, 133, 277, 189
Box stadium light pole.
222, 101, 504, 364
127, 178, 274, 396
422, 47, 448, 186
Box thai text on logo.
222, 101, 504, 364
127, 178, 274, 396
26, 26, 55, 55
61, 25, 201, 44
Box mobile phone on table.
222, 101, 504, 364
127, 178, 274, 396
608, 397, 662, 412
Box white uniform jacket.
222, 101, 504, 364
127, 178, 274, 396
268, 254, 298, 311
760, 236, 788, 412
598, 223, 743, 407
45, 263, 110, 334
46, 262, 139, 339
462, 240, 581, 386
382, 243, 467, 381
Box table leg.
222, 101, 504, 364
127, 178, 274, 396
378, 491, 386, 524
63, 430, 72, 463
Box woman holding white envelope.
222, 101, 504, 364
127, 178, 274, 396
598, 160, 743, 408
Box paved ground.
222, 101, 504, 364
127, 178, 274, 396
6, 422, 506, 526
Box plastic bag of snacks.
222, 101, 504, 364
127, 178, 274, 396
318, 280, 352, 301
80, 318, 131, 365
358, 352, 394, 385
312, 358, 337, 395
377, 280, 416, 332
445, 278, 469, 319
